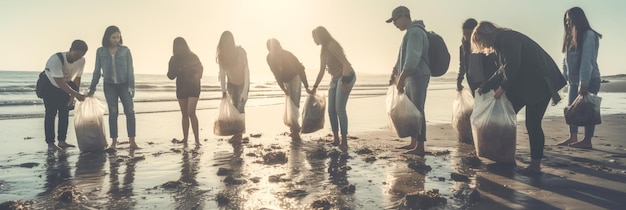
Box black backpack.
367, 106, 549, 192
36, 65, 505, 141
35, 53, 64, 98
418, 27, 451, 77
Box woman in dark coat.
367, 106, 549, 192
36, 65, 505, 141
471, 21, 566, 175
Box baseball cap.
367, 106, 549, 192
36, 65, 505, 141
386, 6, 410, 23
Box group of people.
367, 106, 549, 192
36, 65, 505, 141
453, 6, 601, 174
41, 6, 602, 175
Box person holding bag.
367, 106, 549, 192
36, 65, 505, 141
41, 40, 88, 151
557, 7, 603, 149
472, 21, 566, 175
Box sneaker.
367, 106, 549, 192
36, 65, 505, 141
58, 141, 76, 148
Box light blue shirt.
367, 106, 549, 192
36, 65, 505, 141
563, 30, 601, 88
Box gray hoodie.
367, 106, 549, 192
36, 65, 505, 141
395, 20, 431, 76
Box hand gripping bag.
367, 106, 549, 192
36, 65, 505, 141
470, 91, 517, 163
74, 96, 108, 152
386, 86, 423, 138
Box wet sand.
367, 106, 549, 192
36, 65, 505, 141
1, 76, 626, 209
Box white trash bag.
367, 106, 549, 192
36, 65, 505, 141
452, 89, 474, 143
470, 91, 517, 163
301, 93, 326, 134
214, 94, 245, 136
386, 86, 423, 138
283, 95, 300, 129
74, 96, 108, 152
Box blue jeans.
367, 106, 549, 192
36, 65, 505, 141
568, 77, 601, 137
328, 71, 356, 136
404, 74, 429, 141
104, 83, 136, 138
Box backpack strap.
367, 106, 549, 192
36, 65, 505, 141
414, 26, 430, 66
56, 52, 65, 66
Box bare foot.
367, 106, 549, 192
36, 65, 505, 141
339, 143, 348, 153
332, 137, 340, 146
48, 143, 63, 151
404, 149, 425, 156
58, 141, 76, 148
129, 143, 140, 150
397, 144, 416, 150
172, 138, 188, 144
556, 137, 577, 146
570, 140, 592, 149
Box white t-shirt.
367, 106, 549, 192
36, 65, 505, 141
44, 52, 85, 88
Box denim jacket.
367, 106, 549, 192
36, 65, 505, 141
563, 30, 601, 88
394, 20, 430, 77
89, 45, 135, 93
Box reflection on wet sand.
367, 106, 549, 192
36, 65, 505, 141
172, 147, 205, 209
40, 151, 72, 196
106, 149, 140, 209
384, 156, 427, 209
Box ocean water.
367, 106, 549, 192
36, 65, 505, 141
1, 70, 624, 122
0, 70, 409, 120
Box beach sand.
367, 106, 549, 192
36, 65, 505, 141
1, 77, 625, 209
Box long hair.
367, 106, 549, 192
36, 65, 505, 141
266, 38, 282, 53
312, 26, 343, 58
101, 25, 122, 47
216, 31, 237, 67
173, 37, 191, 56
562, 7, 602, 53
471, 21, 506, 55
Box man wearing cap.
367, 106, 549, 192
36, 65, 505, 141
387, 6, 431, 155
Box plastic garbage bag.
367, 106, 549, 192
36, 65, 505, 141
452, 89, 474, 143
470, 91, 516, 163
301, 93, 326, 134
386, 86, 423, 138
283, 95, 300, 128
74, 96, 108, 152
214, 94, 245, 136
564, 94, 602, 126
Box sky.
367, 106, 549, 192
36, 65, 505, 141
1, 0, 625, 81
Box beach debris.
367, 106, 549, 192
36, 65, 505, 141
241, 137, 250, 144
216, 192, 232, 205
311, 198, 332, 209
461, 156, 482, 169
18, 162, 39, 168
408, 161, 432, 174
54, 186, 80, 203
249, 177, 261, 183
356, 148, 373, 155
224, 175, 247, 185
270, 144, 282, 150
217, 167, 234, 176
250, 133, 262, 138
263, 151, 287, 165
245, 152, 257, 157
161, 181, 188, 189
0, 200, 31, 209
23, 137, 34, 140
348, 136, 358, 140
285, 189, 309, 198
451, 172, 470, 182
364, 156, 377, 163
341, 184, 356, 194
402, 189, 447, 209
268, 173, 289, 183
438, 177, 446, 181
454, 188, 481, 203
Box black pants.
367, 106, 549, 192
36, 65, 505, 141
42, 78, 77, 144
514, 96, 551, 160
